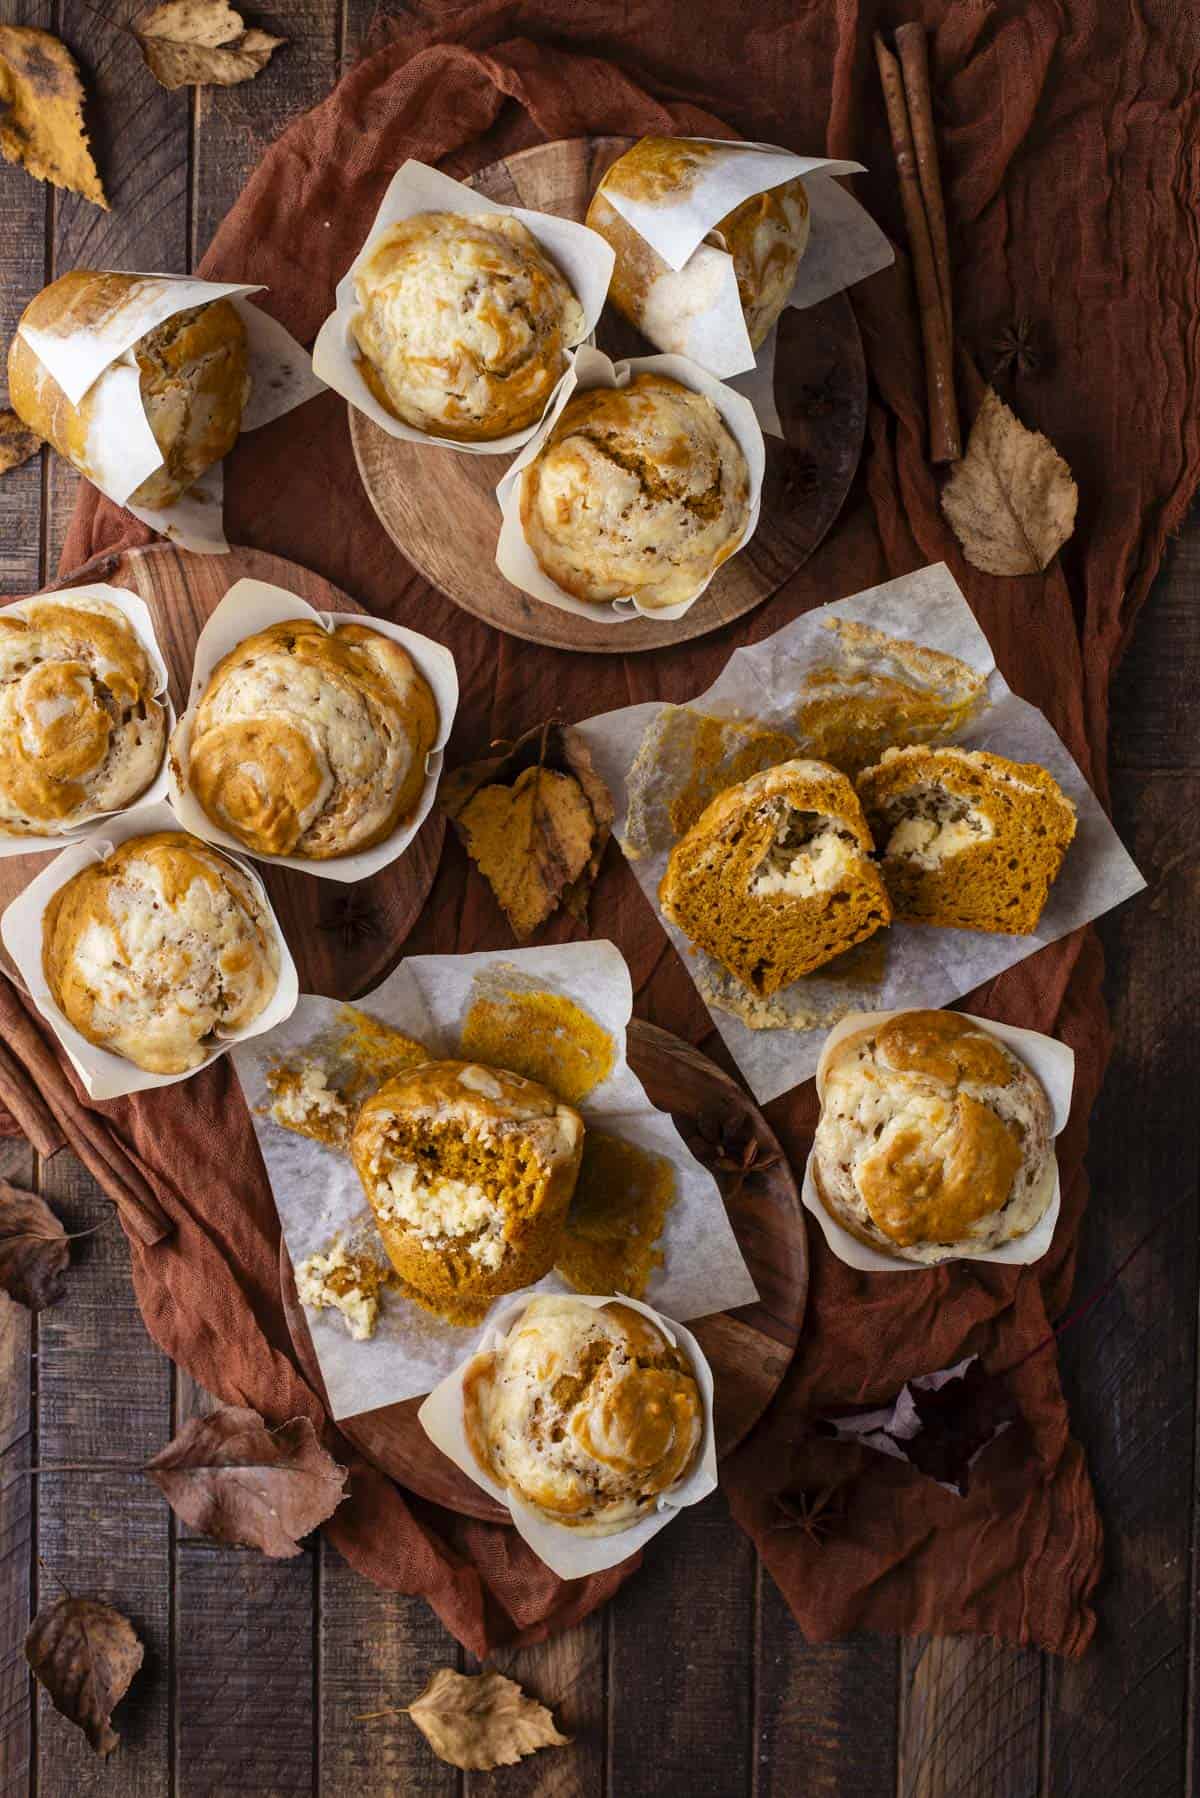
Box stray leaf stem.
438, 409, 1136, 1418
354, 1707, 409, 1722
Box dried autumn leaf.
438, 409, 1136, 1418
941, 386, 1077, 576
819, 1355, 1019, 1496
398, 1667, 570, 1772
0, 409, 40, 476
0, 1180, 69, 1310
25, 1596, 143, 1758
441, 722, 614, 939
134, 0, 285, 90
145, 1404, 347, 1555
0, 26, 107, 208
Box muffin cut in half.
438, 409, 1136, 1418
813, 1009, 1057, 1264
658, 758, 891, 997
463, 1295, 704, 1535
856, 746, 1076, 935
350, 1060, 584, 1305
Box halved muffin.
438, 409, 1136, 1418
658, 758, 891, 997
856, 746, 1076, 935
349, 1059, 584, 1305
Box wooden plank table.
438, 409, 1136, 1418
0, 7, 1196, 1792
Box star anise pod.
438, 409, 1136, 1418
990, 314, 1043, 380
778, 450, 820, 505
318, 892, 380, 951
690, 1106, 783, 1199
771, 1484, 845, 1543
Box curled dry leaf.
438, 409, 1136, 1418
145, 1403, 347, 1555
25, 1596, 143, 1758
396, 1667, 570, 1772
0, 1180, 69, 1310
0, 26, 107, 208
135, 0, 285, 90
441, 721, 614, 941
941, 386, 1077, 576
818, 1354, 1019, 1497
0, 410, 41, 476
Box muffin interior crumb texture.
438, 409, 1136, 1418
41, 830, 280, 1075
351, 209, 585, 441
464, 1297, 703, 1534
857, 745, 1077, 934
813, 1009, 1056, 1264
659, 758, 891, 996
520, 373, 751, 608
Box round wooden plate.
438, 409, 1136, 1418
0, 542, 445, 1000
350, 134, 867, 654
281, 1019, 808, 1522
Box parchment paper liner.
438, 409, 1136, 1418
575, 562, 1146, 1104
19, 274, 325, 553
594, 137, 894, 427
418, 1292, 718, 1578
802, 1008, 1074, 1273
167, 578, 458, 883
230, 939, 758, 1419
0, 582, 174, 858
0, 799, 299, 1101
495, 344, 766, 623
312, 159, 615, 456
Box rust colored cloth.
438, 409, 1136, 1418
7, 2, 1198, 1658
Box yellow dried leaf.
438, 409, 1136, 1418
0, 26, 106, 208
0, 409, 40, 476
135, 0, 285, 90
941, 386, 1077, 576
456, 763, 595, 941
395, 1668, 570, 1772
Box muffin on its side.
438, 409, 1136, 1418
41, 830, 279, 1074
659, 758, 891, 997
813, 1009, 1057, 1264
463, 1295, 704, 1534
519, 373, 751, 609
350, 1060, 584, 1305
182, 618, 438, 860
856, 746, 1077, 935
351, 211, 585, 441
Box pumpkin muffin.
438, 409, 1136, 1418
463, 1295, 704, 1534
350, 1060, 584, 1305
813, 1009, 1057, 1264
351, 210, 585, 440
659, 758, 891, 997
519, 373, 751, 608
856, 746, 1077, 935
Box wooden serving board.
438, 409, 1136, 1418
351, 134, 868, 654
0, 543, 445, 1000
282, 1020, 808, 1523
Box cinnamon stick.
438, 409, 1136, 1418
0, 1037, 65, 1160
874, 31, 961, 462
895, 22, 954, 347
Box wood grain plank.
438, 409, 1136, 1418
756, 1577, 897, 1798
319, 1537, 461, 1796
35, 1151, 172, 1791
464, 1616, 604, 1798
607, 1496, 756, 1798
174, 1544, 315, 1798
1110, 527, 1200, 774
0, 1137, 36, 1798
897, 1636, 1043, 1798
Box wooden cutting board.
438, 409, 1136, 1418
0, 542, 445, 999
350, 134, 868, 654
282, 1020, 809, 1522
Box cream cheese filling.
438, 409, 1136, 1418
376, 1162, 506, 1270
749, 811, 862, 898
885, 804, 993, 868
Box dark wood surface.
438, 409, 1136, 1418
352, 134, 868, 654
0, 5, 1195, 1794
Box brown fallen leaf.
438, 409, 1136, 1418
25, 1596, 143, 1757
134, 0, 285, 90
818, 1355, 1019, 1497
371, 1667, 570, 1772
441, 721, 614, 940
145, 1403, 347, 1555
0, 1181, 69, 1310
0, 26, 107, 208
0, 409, 40, 476
941, 386, 1077, 576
